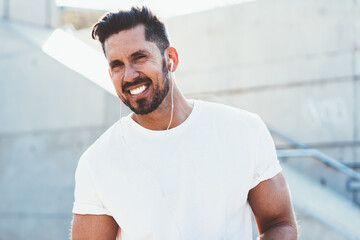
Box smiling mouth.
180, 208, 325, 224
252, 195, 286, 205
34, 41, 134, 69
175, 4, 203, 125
128, 84, 149, 95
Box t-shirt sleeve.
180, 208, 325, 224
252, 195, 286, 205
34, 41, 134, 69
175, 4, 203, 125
249, 115, 282, 189
72, 154, 111, 215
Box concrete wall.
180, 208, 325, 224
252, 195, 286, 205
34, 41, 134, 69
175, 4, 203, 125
2, 0, 58, 27
166, 0, 359, 162
0, 21, 122, 239
167, 0, 358, 142
0, 25, 119, 134
0, 0, 4, 18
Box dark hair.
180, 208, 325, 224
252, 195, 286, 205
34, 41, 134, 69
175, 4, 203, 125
92, 6, 170, 55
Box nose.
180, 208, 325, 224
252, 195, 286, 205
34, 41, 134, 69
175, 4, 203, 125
123, 64, 139, 83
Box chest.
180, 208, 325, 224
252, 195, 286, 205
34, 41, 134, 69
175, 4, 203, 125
92, 132, 255, 239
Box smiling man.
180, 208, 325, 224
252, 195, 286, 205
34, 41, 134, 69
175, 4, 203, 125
71, 6, 297, 240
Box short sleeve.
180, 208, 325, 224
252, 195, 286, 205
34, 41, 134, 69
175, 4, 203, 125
72, 154, 111, 215
249, 115, 282, 189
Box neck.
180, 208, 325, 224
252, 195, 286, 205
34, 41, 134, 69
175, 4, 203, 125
131, 85, 193, 130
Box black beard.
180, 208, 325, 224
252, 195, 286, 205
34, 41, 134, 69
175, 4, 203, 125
122, 58, 170, 115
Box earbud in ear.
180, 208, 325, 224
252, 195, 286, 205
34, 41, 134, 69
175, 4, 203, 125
169, 59, 174, 71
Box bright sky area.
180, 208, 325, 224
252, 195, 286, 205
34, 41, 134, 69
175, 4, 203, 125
56, 0, 255, 18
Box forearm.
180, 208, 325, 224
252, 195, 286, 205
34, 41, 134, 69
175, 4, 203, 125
258, 222, 297, 240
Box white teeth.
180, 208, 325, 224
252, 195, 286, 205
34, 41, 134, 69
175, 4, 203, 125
130, 85, 147, 95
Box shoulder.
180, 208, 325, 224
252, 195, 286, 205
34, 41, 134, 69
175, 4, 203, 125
195, 99, 263, 129
80, 120, 122, 163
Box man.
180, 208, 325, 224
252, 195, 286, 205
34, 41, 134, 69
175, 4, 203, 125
72, 6, 297, 240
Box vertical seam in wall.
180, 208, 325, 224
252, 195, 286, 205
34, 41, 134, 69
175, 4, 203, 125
45, 0, 51, 27
3, 0, 9, 19
353, 0, 358, 162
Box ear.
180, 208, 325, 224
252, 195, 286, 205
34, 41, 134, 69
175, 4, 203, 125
167, 46, 179, 72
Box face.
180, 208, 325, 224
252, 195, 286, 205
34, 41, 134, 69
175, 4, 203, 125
104, 25, 170, 115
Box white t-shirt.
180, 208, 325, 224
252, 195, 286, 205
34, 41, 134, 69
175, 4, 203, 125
73, 100, 281, 240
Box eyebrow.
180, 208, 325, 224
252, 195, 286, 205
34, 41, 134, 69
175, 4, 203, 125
130, 49, 150, 59
109, 49, 151, 68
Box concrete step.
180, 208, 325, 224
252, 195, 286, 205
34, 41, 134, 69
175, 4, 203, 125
282, 164, 360, 240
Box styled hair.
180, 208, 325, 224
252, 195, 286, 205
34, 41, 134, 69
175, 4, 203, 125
92, 6, 170, 55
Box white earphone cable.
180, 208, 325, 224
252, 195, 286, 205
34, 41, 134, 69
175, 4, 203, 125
166, 67, 175, 130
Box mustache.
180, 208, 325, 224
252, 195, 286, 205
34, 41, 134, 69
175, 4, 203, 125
122, 77, 152, 92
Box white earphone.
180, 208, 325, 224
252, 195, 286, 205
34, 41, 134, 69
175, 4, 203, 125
169, 59, 174, 71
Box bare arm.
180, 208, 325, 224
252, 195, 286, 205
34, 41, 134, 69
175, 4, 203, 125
71, 214, 119, 240
248, 173, 297, 240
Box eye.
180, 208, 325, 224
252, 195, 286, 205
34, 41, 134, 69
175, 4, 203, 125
134, 55, 146, 61
111, 62, 124, 72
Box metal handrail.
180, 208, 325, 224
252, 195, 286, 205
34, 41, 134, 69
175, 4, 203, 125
268, 126, 360, 184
